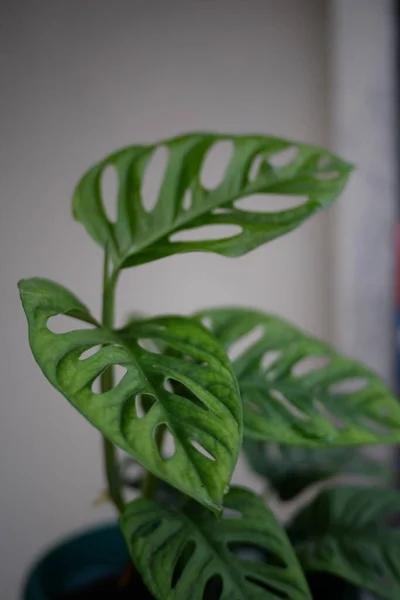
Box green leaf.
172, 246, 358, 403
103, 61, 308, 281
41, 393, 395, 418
120, 486, 311, 600
288, 486, 400, 600
72, 132, 353, 269
243, 440, 389, 501
196, 308, 400, 446
18, 278, 242, 512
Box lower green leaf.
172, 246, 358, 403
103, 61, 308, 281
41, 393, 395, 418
19, 278, 242, 512
120, 486, 311, 600
288, 486, 400, 600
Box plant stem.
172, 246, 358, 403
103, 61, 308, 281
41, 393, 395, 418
101, 249, 124, 513
141, 471, 157, 500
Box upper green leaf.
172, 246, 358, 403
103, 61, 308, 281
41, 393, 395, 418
288, 486, 400, 600
120, 486, 311, 600
18, 278, 242, 512
243, 440, 389, 501
197, 308, 400, 446
72, 132, 353, 269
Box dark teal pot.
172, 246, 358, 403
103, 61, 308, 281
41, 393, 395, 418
23, 523, 129, 600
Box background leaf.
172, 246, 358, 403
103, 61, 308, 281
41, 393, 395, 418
73, 132, 353, 269
243, 439, 390, 501
120, 486, 311, 600
19, 278, 242, 512
196, 308, 400, 446
288, 486, 400, 600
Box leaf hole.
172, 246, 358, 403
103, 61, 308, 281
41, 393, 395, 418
261, 351, 281, 371
318, 156, 332, 168
248, 154, 264, 181
154, 423, 176, 460
137, 339, 161, 354
292, 356, 331, 377
141, 146, 169, 212
314, 171, 340, 181
202, 574, 223, 600
245, 576, 288, 598
270, 389, 310, 421
222, 507, 242, 519
47, 314, 95, 334
212, 207, 231, 214
228, 543, 286, 567
190, 440, 216, 461
201, 317, 213, 330
170, 224, 242, 243
79, 345, 102, 360
269, 146, 298, 168
329, 378, 368, 394
228, 325, 264, 361
234, 194, 306, 213
244, 399, 262, 414
171, 540, 196, 588
91, 364, 127, 393
101, 165, 118, 223
360, 417, 391, 436
182, 189, 192, 210
200, 140, 234, 190
164, 379, 174, 393
135, 394, 156, 419
314, 400, 346, 430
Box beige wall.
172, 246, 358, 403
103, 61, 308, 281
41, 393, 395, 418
0, 1, 328, 595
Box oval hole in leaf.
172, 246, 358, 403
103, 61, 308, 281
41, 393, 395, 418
228, 542, 286, 567
91, 364, 127, 394
248, 154, 263, 181
201, 316, 213, 330
212, 207, 231, 214
135, 394, 156, 418
228, 325, 264, 361
318, 156, 332, 168
222, 507, 242, 519
262, 351, 281, 371
183, 189, 192, 210
79, 345, 102, 360
270, 389, 310, 421
166, 379, 209, 411
292, 356, 331, 377
314, 400, 346, 430
171, 539, 196, 588
329, 378, 368, 395
101, 165, 118, 223
137, 339, 161, 354
47, 314, 95, 334
141, 146, 169, 212
245, 576, 288, 599
314, 171, 340, 181
202, 574, 223, 600
190, 440, 216, 461
170, 224, 242, 243
360, 417, 391, 436
269, 146, 298, 168
200, 140, 234, 190
154, 423, 176, 460
235, 194, 306, 213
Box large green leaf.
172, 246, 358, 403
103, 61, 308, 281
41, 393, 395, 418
243, 440, 389, 501
73, 132, 353, 269
288, 486, 400, 600
197, 308, 400, 446
120, 486, 311, 600
18, 278, 242, 511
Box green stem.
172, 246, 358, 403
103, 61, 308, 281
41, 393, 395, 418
101, 249, 124, 513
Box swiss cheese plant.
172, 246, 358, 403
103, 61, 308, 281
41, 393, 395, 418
19, 133, 400, 599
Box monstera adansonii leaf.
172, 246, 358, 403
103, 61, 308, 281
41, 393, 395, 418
243, 440, 389, 501
18, 278, 242, 512
120, 486, 311, 600
288, 486, 400, 600
196, 308, 400, 446
73, 132, 353, 269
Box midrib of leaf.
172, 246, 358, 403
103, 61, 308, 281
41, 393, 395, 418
116, 169, 322, 269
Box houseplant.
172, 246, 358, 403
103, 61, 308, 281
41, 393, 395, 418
20, 132, 400, 599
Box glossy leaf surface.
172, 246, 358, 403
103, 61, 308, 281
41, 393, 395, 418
19, 278, 242, 511
197, 308, 400, 446
289, 486, 400, 600
120, 486, 311, 600
73, 133, 353, 269
244, 440, 389, 501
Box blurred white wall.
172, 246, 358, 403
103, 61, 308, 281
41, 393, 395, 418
0, 0, 329, 596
